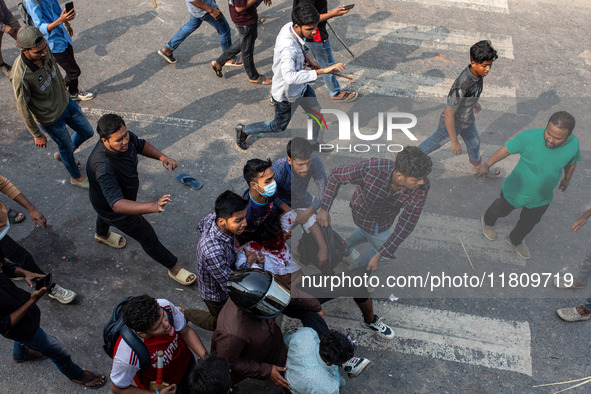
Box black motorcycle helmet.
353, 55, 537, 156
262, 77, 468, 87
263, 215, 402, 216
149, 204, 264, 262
227, 269, 291, 319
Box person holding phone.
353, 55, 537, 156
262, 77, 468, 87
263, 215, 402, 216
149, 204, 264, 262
24, 0, 95, 100
291, 0, 357, 102
0, 259, 106, 389
0, 173, 76, 304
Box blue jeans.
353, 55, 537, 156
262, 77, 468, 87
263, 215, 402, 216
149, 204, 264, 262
13, 327, 84, 381
166, 13, 231, 52
40, 99, 94, 179
306, 39, 341, 97
346, 225, 394, 269
418, 122, 481, 165
244, 85, 320, 142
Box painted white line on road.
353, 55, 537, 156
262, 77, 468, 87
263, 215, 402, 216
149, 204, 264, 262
82, 107, 197, 128
395, 0, 508, 13
339, 66, 517, 113
284, 301, 532, 375
346, 19, 514, 59
327, 200, 526, 267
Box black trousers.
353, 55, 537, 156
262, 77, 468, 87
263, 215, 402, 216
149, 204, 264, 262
0, 234, 44, 274
483, 191, 549, 245
216, 23, 259, 80
52, 44, 81, 96
96, 214, 177, 269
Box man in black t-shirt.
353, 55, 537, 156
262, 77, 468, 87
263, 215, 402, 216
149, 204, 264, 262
86, 113, 197, 286
292, 0, 357, 102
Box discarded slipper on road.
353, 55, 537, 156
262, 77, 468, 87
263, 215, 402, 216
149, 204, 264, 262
168, 268, 196, 286
8, 209, 25, 224
94, 232, 127, 249
176, 173, 203, 190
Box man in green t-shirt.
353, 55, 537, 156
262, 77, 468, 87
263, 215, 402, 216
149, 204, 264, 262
475, 111, 580, 259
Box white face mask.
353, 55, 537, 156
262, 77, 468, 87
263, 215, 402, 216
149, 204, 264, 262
258, 181, 277, 197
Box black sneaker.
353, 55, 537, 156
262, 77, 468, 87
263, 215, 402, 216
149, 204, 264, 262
342, 356, 371, 377
361, 314, 395, 340
158, 49, 177, 64
235, 123, 248, 150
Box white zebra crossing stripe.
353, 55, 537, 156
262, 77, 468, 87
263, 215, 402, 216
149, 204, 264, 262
327, 200, 527, 267
394, 0, 509, 13
345, 19, 514, 59
284, 301, 532, 376
338, 66, 517, 113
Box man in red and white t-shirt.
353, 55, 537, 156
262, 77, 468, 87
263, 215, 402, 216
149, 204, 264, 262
110, 295, 208, 394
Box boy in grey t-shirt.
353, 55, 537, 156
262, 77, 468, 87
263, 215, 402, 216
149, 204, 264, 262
418, 40, 498, 174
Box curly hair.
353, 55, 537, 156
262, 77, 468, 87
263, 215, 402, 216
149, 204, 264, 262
394, 146, 433, 179
319, 330, 355, 365
122, 295, 161, 333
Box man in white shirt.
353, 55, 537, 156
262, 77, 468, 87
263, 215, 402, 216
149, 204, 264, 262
235, 3, 345, 150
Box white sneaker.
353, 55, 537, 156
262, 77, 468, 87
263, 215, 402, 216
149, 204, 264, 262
362, 315, 395, 340
342, 356, 370, 377
70, 90, 95, 101
47, 285, 76, 304
342, 249, 360, 269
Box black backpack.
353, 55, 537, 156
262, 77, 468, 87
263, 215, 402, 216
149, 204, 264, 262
102, 297, 173, 371
297, 224, 347, 274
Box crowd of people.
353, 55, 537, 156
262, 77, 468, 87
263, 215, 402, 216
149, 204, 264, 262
0, 0, 588, 393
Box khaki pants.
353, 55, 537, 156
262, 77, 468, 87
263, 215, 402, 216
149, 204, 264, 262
183, 299, 226, 331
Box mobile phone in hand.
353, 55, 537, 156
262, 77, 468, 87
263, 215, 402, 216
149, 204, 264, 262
342, 4, 355, 10
35, 273, 53, 290
65, 2, 74, 12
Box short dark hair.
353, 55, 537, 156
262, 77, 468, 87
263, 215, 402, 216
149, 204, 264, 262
292, 3, 320, 26
548, 111, 576, 134
319, 330, 355, 365
470, 40, 498, 63
97, 113, 126, 140
215, 190, 248, 220
287, 137, 313, 160
243, 158, 273, 184
394, 146, 433, 179
122, 295, 160, 333
189, 354, 231, 394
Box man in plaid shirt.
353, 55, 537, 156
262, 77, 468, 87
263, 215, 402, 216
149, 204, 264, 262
183, 191, 248, 331
317, 147, 432, 272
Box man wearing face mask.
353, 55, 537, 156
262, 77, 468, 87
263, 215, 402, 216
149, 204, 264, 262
476, 111, 580, 260
237, 159, 290, 246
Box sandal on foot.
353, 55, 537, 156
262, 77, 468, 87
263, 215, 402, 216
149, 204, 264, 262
70, 178, 89, 190
330, 90, 358, 102
8, 209, 25, 224
226, 55, 243, 67
95, 232, 127, 249
211, 61, 223, 78
14, 350, 47, 363
249, 75, 272, 85
54, 152, 81, 169
168, 268, 196, 285
158, 49, 177, 64
557, 307, 591, 322
71, 370, 106, 389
